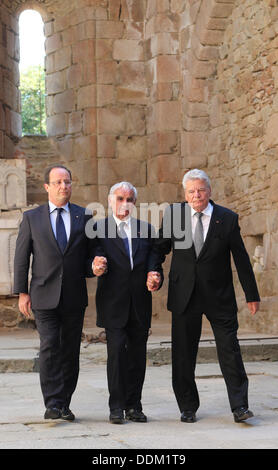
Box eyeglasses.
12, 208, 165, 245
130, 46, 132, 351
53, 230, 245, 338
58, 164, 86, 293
49, 180, 72, 187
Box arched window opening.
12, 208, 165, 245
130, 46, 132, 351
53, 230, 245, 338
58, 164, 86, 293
19, 10, 46, 136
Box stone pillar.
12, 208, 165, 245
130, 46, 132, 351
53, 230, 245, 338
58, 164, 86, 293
146, 0, 183, 204
44, 1, 98, 206
97, 0, 147, 208
0, 3, 21, 158
0, 159, 27, 296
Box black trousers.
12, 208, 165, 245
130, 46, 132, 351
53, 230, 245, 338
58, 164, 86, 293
33, 295, 85, 409
105, 304, 149, 412
171, 298, 249, 413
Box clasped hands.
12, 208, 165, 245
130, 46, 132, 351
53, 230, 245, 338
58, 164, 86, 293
92, 256, 108, 276
93, 256, 161, 291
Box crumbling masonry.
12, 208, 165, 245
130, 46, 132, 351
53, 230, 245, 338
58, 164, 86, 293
0, 0, 278, 333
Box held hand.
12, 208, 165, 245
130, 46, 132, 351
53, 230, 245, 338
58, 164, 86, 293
247, 301, 260, 316
18, 293, 32, 318
147, 271, 161, 292
93, 256, 108, 277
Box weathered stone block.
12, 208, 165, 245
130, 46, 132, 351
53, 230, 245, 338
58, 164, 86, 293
155, 55, 179, 82
265, 113, 278, 149
150, 32, 179, 56
118, 62, 146, 87
117, 135, 147, 161
71, 158, 98, 186
97, 60, 118, 84
77, 85, 96, 109
148, 131, 178, 157
83, 108, 97, 135
270, 174, 278, 203
117, 87, 147, 105
96, 39, 114, 60
47, 114, 67, 137
73, 135, 97, 160
45, 33, 62, 54
98, 107, 126, 134
113, 39, 144, 61
98, 158, 146, 186
96, 20, 124, 38
68, 111, 83, 134
67, 64, 83, 89
46, 71, 65, 95
149, 101, 181, 132
181, 131, 207, 158
98, 135, 116, 158
54, 89, 75, 114
148, 155, 181, 184
97, 84, 115, 106
72, 39, 95, 63
54, 46, 72, 72
151, 82, 173, 102
126, 107, 146, 135
10, 110, 21, 139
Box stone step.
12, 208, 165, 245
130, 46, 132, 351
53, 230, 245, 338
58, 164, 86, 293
1, 334, 278, 373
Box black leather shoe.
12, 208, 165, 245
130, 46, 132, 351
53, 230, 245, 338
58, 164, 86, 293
126, 409, 147, 422
109, 409, 124, 424
233, 407, 254, 423
181, 411, 196, 423
61, 407, 75, 421
44, 407, 61, 420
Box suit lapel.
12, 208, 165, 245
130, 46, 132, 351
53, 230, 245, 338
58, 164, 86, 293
106, 216, 129, 258
131, 217, 140, 258
64, 203, 82, 254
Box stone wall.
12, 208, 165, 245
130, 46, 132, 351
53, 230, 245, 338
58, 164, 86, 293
0, 0, 278, 333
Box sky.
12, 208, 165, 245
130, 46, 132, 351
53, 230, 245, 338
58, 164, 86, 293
19, 9, 45, 70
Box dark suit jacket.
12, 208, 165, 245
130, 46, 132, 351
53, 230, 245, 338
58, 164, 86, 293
13, 202, 94, 311
149, 201, 260, 315
93, 216, 163, 329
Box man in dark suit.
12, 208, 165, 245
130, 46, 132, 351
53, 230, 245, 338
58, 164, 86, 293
13, 164, 94, 421
149, 169, 260, 423
91, 182, 162, 424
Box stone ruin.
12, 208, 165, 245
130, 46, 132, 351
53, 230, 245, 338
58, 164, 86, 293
0, 159, 37, 327
0, 0, 278, 333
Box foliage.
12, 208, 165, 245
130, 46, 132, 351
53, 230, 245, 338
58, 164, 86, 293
20, 65, 46, 135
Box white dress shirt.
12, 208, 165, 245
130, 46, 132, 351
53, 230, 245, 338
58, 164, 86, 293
191, 202, 213, 242
49, 201, 71, 241
113, 214, 133, 269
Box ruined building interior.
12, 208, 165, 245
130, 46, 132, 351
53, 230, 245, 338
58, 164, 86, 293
0, 0, 277, 334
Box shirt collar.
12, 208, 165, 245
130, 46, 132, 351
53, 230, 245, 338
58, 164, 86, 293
49, 201, 70, 214
113, 214, 131, 227
190, 201, 213, 217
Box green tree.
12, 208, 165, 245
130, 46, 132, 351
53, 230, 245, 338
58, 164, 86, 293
20, 65, 46, 135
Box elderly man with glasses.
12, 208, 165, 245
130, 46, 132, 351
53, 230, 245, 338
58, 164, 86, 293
14, 164, 94, 421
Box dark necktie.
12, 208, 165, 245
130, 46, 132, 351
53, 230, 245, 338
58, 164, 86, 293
56, 208, 67, 252
118, 221, 130, 259
194, 212, 204, 257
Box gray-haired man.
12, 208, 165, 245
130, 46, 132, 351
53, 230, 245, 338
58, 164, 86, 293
92, 182, 162, 424
149, 169, 260, 423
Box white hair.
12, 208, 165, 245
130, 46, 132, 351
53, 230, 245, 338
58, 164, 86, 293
182, 169, 211, 190
109, 181, 137, 201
